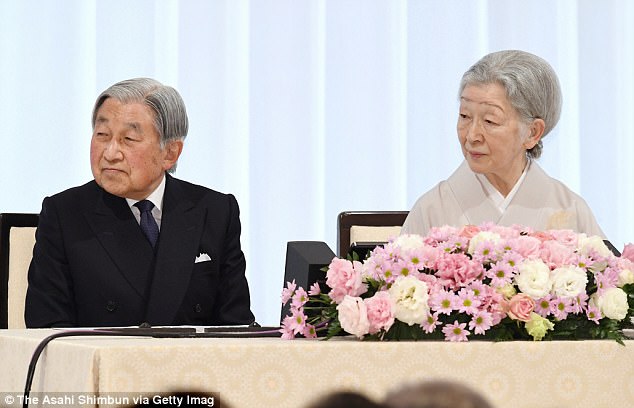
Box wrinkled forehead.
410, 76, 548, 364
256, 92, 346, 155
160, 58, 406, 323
459, 83, 511, 113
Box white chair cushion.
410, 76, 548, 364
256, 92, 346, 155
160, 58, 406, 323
8, 227, 36, 329
350, 225, 401, 246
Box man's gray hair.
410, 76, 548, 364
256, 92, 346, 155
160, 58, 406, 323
91, 78, 188, 172
458, 50, 562, 159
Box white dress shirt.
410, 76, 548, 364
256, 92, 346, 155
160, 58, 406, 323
125, 175, 166, 230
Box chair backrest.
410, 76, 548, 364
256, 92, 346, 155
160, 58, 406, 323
337, 211, 409, 257
0, 213, 39, 329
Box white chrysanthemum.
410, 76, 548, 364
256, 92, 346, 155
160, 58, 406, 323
550, 266, 588, 297
515, 259, 551, 298
577, 234, 612, 258
388, 276, 429, 325
467, 231, 501, 255
393, 234, 425, 252
592, 288, 629, 321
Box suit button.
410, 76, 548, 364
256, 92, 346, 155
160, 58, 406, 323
194, 303, 202, 313
106, 301, 117, 312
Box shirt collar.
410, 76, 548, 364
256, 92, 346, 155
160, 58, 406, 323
125, 174, 167, 211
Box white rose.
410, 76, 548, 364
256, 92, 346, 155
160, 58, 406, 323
550, 266, 588, 298
388, 276, 429, 325
577, 234, 612, 258
590, 288, 629, 320
593, 288, 629, 320
467, 231, 501, 255
393, 234, 425, 252
515, 259, 551, 298
336, 296, 370, 338
618, 268, 634, 287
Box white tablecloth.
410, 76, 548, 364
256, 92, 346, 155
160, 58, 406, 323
1, 329, 633, 408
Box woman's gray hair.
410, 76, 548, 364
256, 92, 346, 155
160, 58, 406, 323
91, 78, 188, 172
458, 50, 562, 159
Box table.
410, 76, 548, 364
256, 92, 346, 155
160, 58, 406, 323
1, 329, 633, 408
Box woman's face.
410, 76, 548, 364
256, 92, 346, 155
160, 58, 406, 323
457, 82, 539, 192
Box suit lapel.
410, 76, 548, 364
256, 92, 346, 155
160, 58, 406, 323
84, 188, 155, 298
145, 176, 204, 325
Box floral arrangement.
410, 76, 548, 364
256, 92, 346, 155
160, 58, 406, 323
280, 224, 634, 342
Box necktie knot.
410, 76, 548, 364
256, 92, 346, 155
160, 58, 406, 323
134, 200, 159, 248
135, 199, 155, 213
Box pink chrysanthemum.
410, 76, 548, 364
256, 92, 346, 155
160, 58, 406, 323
576, 255, 592, 269
467, 280, 487, 298
534, 295, 552, 318
279, 315, 296, 339
288, 310, 307, 334
448, 236, 469, 253
281, 279, 297, 305
393, 259, 416, 278
468, 310, 493, 335
570, 292, 588, 314
422, 312, 439, 334
550, 297, 574, 320
594, 269, 618, 295
425, 225, 461, 245
430, 289, 457, 315
586, 304, 601, 324
486, 261, 514, 287
302, 324, 317, 339
472, 241, 499, 264
308, 281, 321, 296
291, 287, 309, 310
501, 252, 522, 270
442, 320, 470, 342
456, 288, 481, 315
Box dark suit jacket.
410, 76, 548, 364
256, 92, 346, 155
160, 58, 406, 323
25, 175, 255, 327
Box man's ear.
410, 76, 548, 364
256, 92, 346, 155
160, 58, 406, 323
524, 118, 546, 150
162, 139, 184, 171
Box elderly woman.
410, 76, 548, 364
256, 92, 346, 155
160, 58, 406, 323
402, 50, 604, 237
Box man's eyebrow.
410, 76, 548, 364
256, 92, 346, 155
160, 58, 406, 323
126, 122, 141, 131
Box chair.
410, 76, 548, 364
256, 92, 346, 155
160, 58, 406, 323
337, 211, 409, 257
0, 213, 39, 329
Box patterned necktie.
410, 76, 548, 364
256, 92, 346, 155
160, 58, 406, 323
134, 200, 159, 248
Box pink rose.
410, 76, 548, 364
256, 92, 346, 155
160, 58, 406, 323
530, 231, 555, 243
326, 258, 367, 303
364, 291, 395, 334
621, 243, 634, 262
512, 236, 542, 258
410, 245, 442, 269
507, 293, 535, 322
490, 224, 521, 240
540, 240, 577, 268
337, 296, 370, 338
459, 225, 481, 239
547, 229, 578, 247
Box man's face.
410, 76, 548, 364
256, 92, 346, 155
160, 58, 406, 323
90, 98, 181, 200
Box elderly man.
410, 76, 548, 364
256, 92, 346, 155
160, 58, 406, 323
25, 78, 255, 327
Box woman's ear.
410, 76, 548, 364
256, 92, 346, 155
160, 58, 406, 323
524, 118, 546, 150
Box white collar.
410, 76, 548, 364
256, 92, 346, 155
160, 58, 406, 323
475, 159, 531, 214
125, 174, 167, 212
